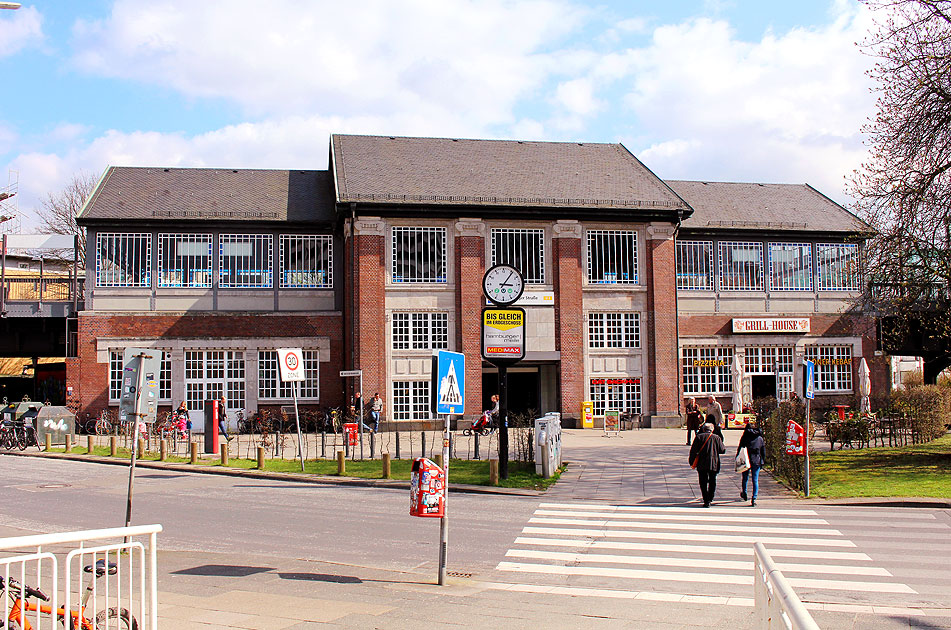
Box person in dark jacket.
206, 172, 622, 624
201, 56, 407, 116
737, 420, 766, 506
688, 422, 726, 507
685, 397, 703, 445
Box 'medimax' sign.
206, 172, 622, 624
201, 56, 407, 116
732, 318, 810, 333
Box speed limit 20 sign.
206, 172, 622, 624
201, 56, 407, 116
277, 348, 305, 382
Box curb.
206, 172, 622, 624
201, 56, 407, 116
0, 450, 546, 497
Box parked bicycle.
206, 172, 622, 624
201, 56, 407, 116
1, 559, 138, 629
0, 419, 38, 451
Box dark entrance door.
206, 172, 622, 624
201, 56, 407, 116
483, 368, 540, 416
751, 375, 776, 400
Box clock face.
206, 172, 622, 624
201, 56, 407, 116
483, 264, 525, 305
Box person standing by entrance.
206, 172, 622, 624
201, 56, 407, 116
706, 395, 724, 438
369, 393, 384, 432
685, 397, 703, 445
217, 395, 231, 441
689, 422, 725, 507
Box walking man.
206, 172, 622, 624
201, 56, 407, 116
685, 397, 703, 445
706, 395, 724, 438
689, 422, 725, 507
370, 392, 384, 432
217, 395, 231, 441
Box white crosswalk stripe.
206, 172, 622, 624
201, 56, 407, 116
494, 501, 917, 601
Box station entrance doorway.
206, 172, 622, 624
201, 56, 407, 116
482, 363, 557, 417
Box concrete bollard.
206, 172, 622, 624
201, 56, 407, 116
220, 443, 228, 466
160, 439, 167, 461
110, 436, 117, 457
257, 446, 265, 470
87, 435, 94, 455
433, 453, 443, 468
137, 438, 145, 457
382, 452, 391, 479
337, 450, 345, 475
44, 433, 51, 451
190, 441, 198, 464
65, 434, 72, 453
489, 458, 499, 486
541, 442, 551, 478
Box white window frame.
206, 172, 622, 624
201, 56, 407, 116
589, 378, 641, 416
682, 346, 735, 395
183, 350, 246, 412
391, 226, 447, 284
676, 240, 715, 290
805, 346, 853, 392
491, 228, 546, 284
743, 346, 794, 375
280, 234, 333, 289
391, 312, 449, 351
817, 243, 859, 290
109, 349, 171, 402
157, 233, 213, 288
258, 349, 320, 399
96, 233, 152, 288
219, 234, 273, 289
769, 243, 813, 291
587, 312, 639, 349
718, 241, 764, 291
586, 229, 637, 285
392, 380, 431, 421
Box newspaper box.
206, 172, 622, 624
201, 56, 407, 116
410, 458, 445, 518
343, 422, 359, 446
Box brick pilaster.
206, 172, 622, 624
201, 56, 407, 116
456, 220, 485, 416
554, 221, 584, 420
646, 223, 681, 422
353, 218, 387, 400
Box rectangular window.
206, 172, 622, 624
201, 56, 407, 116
676, 241, 715, 290
183, 350, 246, 412
391, 312, 449, 350
258, 350, 320, 399
280, 234, 333, 288
491, 228, 545, 284
587, 312, 639, 349
588, 378, 641, 415
391, 227, 447, 283
719, 241, 763, 291
805, 346, 853, 392
682, 346, 735, 395
392, 381, 431, 421
817, 243, 859, 290
109, 349, 171, 402
219, 234, 272, 288
158, 233, 212, 288
587, 230, 637, 284
743, 347, 794, 374
769, 243, 813, 291
96, 233, 151, 287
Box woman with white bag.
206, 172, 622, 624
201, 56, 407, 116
736, 419, 765, 507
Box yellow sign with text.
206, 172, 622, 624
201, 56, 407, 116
483, 309, 524, 331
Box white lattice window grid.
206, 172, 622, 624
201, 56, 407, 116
743, 347, 794, 374
219, 234, 273, 288
769, 243, 813, 291
719, 241, 764, 291
587, 313, 639, 349
391, 227, 447, 283
392, 312, 449, 350
682, 346, 735, 395
491, 228, 545, 284
96, 233, 152, 287
183, 350, 246, 411
392, 381, 431, 421
817, 243, 859, 290
110, 349, 171, 402
588, 378, 641, 416
280, 234, 333, 288
258, 350, 320, 399
676, 241, 715, 290
158, 233, 212, 288
586, 230, 637, 284
805, 346, 853, 392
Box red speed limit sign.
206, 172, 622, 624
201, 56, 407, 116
276, 348, 305, 382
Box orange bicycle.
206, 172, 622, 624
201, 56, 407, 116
2, 560, 137, 629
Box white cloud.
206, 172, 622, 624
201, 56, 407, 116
0, 6, 43, 57
555, 77, 601, 116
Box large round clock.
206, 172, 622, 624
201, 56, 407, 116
482, 264, 525, 306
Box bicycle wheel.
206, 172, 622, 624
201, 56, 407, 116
94, 607, 138, 630
15, 429, 28, 451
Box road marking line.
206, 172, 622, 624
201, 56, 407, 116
522, 526, 857, 547
504, 549, 891, 576
496, 562, 915, 593
535, 509, 830, 525
513, 537, 873, 560
528, 517, 843, 536
539, 502, 818, 516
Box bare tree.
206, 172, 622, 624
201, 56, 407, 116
35, 171, 97, 267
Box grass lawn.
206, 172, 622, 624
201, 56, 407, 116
43, 446, 562, 490
810, 434, 951, 499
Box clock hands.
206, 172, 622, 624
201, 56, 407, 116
499, 270, 514, 288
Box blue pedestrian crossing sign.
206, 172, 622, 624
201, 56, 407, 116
804, 360, 815, 400
432, 350, 465, 415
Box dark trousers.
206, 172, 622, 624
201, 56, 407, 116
686, 427, 697, 443
697, 470, 718, 505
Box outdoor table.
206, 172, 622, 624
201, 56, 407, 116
834, 405, 849, 421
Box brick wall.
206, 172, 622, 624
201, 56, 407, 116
555, 236, 584, 417
646, 233, 681, 418
354, 232, 386, 400
456, 233, 485, 415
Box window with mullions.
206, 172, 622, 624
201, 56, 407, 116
392, 380, 431, 421
392, 312, 449, 351
588, 378, 641, 415
682, 346, 735, 395
183, 350, 246, 412
219, 234, 272, 288
805, 346, 853, 392
817, 243, 859, 290
676, 241, 715, 290
280, 235, 333, 288
96, 233, 151, 287
158, 234, 212, 288
109, 349, 171, 402
258, 350, 320, 399
587, 313, 639, 349
586, 230, 637, 284
769, 243, 813, 291
743, 347, 794, 374
391, 227, 447, 283
491, 228, 545, 284
719, 242, 763, 291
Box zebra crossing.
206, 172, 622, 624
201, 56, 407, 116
490, 501, 919, 604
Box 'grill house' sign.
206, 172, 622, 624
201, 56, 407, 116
732, 318, 811, 334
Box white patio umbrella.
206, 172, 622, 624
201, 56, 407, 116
731, 354, 744, 412
858, 357, 871, 415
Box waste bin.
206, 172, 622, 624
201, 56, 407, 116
343, 422, 358, 447
410, 458, 445, 518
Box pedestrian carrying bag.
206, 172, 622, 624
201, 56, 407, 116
735, 447, 751, 473
690, 433, 713, 469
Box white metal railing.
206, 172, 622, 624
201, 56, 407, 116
0, 524, 162, 630
754, 542, 820, 630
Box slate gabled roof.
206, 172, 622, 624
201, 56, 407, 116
78, 167, 335, 224
331, 134, 691, 214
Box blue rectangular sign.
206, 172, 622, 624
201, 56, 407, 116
804, 360, 815, 400
433, 350, 465, 415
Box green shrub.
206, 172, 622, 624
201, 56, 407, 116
891, 385, 949, 443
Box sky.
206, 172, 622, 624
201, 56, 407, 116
0, 0, 880, 231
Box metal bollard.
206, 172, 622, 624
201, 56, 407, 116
370, 432, 376, 459
541, 442, 551, 478
190, 441, 198, 464
44, 433, 51, 451
337, 450, 345, 475
422, 431, 426, 458
474, 432, 480, 460
110, 436, 117, 457
395, 431, 401, 459
489, 458, 499, 486
87, 435, 94, 455
65, 434, 72, 453
137, 438, 145, 457
382, 452, 391, 479
321, 429, 326, 459
257, 446, 265, 470
220, 443, 229, 466
160, 439, 167, 461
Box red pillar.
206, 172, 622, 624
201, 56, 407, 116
455, 220, 485, 417
352, 219, 387, 401
646, 223, 682, 426
554, 222, 584, 421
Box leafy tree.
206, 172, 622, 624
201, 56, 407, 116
34, 171, 97, 267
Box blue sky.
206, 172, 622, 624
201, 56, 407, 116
0, 0, 877, 230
